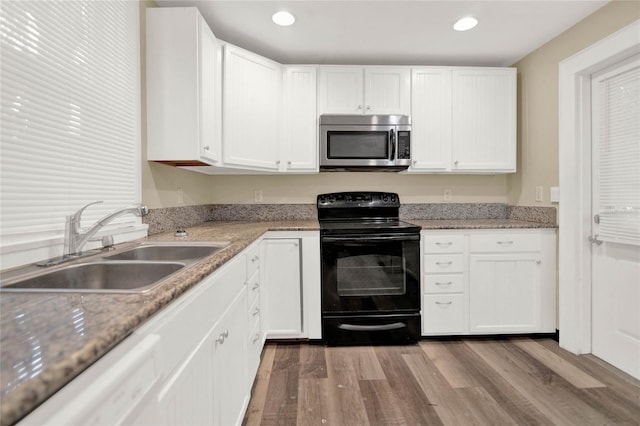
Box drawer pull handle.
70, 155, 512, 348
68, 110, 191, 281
435, 301, 453, 306
435, 281, 452, 286
496, 241, 514, 245
435, 242, 452, 247
435, 261, 453, 266
251, 255, 259, 262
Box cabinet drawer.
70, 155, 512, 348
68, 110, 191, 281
248, 294, 261, 327
247, 320, 262, 384
246, 244, 260, 277
424, 274, 464, 293
247, 269, 260, 307
470, 233, 540, 253
422, 294, 466, 334
424, 254, 464, 273
423, 235, 465, 253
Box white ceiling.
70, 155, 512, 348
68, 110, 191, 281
154, 0, 609, 67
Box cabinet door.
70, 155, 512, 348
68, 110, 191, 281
198, 15, 221, 164
364, 67, 411, 115
213, 290, 249, 426
146, 8, 204, 163
318, 66, 364, 114
451, 68, 516, 172
261, 239, 302, 338
469, 253, 541, 333
409, 68, 452, 172
223, 44, 281, 170
282, 66, 318, 172
156, 332, 215, 425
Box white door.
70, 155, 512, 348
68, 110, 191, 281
590, 54, 640, 380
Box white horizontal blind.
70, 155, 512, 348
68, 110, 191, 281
0, 1, 141, 247
593, 56, 640, 246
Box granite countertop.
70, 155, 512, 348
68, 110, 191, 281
408, 218, 557, 229
0, 220, 318, 426
0, 217, 554, 425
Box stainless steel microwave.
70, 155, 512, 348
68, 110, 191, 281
319, 114, 411, 171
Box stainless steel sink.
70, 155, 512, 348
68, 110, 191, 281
104, 242, 228, 262
0, 261, 185, 293
0, 241, 231, 293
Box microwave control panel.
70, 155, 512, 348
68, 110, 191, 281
397, 131, 411, 160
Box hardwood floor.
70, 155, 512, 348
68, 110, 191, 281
243, 337, 640, 425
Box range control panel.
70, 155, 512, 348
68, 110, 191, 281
317, 192, 400, 208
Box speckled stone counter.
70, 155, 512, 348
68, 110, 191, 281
0, 220, 318, 426
408, 218, 557, 229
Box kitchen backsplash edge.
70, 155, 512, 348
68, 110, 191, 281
144, 203, 557, 235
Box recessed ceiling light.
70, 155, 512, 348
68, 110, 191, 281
272, 11, 295, 26
453, 16, 478, 31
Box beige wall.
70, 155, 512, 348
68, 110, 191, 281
140, 0, 639, 208
507, 0, 640, 206
210, 174, 507, 204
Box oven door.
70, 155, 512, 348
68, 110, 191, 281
321, 233, 420, 314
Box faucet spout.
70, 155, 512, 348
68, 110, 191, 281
64, 201, 149, 256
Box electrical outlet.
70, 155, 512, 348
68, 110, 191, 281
535, 186, 543, 202
443, 188, 452, 202
254, 190, 263, 203
550, 187, 560, 203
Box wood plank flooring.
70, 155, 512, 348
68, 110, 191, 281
243, 337, 640, 425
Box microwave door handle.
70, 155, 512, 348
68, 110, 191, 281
390, 129, 396, 160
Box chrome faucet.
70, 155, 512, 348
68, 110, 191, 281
64, 201, 149, 256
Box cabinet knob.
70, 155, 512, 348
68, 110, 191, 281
536, 260, 542, 265
252, 334, 260, 343
276, 160, 281, 165
203, 145, 209, 151
357, 105, 363, 110
413, 160, 417, 165
251, 255, 259, 263
454, 160, 459, 166
287, 161, 292, 166
366, 105, 371, 111
252, 283, 260, 290
216, 334, 226, 344
252, 308, 260, 317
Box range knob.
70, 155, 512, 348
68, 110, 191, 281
382, 194, 389, 203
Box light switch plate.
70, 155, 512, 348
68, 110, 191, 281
550, 187, 560, 203
535, 186, 543, 202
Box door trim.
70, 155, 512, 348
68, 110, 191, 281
558, 19, 640, 355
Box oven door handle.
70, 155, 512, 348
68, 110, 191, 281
322, 235, 420, 242
338, 322, 407, 331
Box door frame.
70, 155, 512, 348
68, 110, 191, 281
558, 20, 640, 355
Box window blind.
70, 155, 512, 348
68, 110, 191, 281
593, 56, 640, 246
0, 1, 141, 255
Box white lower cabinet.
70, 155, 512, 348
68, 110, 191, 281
421, 228, 556, 336
213, 290, 249, 426
469, 253, 542, 333
261, 238, 303, 338
18, 230, 322, 425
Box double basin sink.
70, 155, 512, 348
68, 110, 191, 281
0, 242, 230, 294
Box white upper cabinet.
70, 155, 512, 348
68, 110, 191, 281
282, 66, 318, 172
146, 7, 222, 166
223, 44, 282, 171
318, 66, 410, 115
410, 68, 452, 172
408, 66, 516, 174
451, 68, 517, 172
